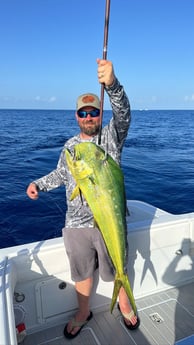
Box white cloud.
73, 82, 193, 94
34, 96, 57, 103
48, 96, 56, 103
184, 94, 194, 102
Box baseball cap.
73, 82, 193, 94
76, 93, 100, 111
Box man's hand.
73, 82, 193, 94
97, 58, 115, 86
26, 183, 39, 200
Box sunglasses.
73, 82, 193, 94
77, 109, 100, 118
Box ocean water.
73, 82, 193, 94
1, 108, 194, 249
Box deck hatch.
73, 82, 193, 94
35, 276, 77, 323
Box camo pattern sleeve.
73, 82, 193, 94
32, 165, 67, 192
99, 77, 131, 164
32, 76, 131, 227
106, 77, 131, 137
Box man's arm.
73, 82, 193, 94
97, 58, 131, 144
105, 77, 131, 145
26, 150, 67, 198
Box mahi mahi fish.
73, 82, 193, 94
65, 142, 137, 313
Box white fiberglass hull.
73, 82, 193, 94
0, 200, 194, 345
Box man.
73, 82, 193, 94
26, 58, 139, 339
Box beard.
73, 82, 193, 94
79, 120, 100, 136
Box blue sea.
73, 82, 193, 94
1, 109, 194, 249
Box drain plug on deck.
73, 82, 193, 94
58, 281, 67, 289
149, 312, 164, 323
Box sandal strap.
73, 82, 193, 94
71, 318, 88, 328
122, 310, 135, 321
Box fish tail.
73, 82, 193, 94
110, 278, 122, 313
110, 274, 137, 314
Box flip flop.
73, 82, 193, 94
63, 311, 93, 339
117, 304, 140, 330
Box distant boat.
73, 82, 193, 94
0, 200, 194, 344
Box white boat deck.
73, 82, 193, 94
1, 200, 194, 345
21, 280, 194, 345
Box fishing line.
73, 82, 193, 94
98, 0, 111, 145
40, 193, 65, 219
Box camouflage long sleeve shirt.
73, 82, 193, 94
34, 78, 131, 228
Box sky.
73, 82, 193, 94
0, 0, 194, 110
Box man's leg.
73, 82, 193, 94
118, 286, 138, 326
66, 277, 93, 335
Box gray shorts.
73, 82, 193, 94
63, 227, 115, 282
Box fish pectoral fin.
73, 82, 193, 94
77, 168, 94, 180
70, 185, 80, 201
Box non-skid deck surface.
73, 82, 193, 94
22, 282, 194, 345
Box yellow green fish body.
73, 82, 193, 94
65, 142, 136, 313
